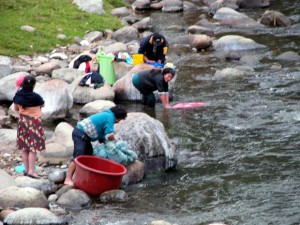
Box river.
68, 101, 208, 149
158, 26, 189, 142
68, 1, 300, 224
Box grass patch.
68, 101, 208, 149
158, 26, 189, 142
0, 0, 125, 57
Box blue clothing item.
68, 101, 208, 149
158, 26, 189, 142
146, 61, 164, 68
72, 127, 93, 160
77, 110, 115, 142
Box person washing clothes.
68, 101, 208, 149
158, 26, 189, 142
138, 33, 169, 66
64, 105, 127, 186
132, 62, 176, 108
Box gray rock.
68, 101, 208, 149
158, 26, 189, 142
0, 186, 48, 208
57, 189, 91, 209
15, 176, 58, 196
0, 56, 12, 78
0, 169, 16, 190
4, 208, 67, 225
99, 189, 128, 203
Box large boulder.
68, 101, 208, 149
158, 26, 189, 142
213, 35, 266, 51
115, 112, 177, 173
112, 63, 155, 101
0, 72, 30, 101
34, 79, 73, 120
71, 77, 115, 103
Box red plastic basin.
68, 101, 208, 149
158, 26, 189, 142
74, 155, 127, 196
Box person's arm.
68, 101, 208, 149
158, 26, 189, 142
159, 94, 171, 108
143, 55, 155, 64
14, 103, 20, 111
106, 133, 116, 142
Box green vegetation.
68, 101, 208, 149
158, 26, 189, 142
0, 0, 125, 57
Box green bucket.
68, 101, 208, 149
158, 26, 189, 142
97, 52, 116, 85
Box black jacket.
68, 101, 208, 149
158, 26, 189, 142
138, 34, 169, 63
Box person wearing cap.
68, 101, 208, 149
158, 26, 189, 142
132, 63, 176, 108
138, 33, 169, 64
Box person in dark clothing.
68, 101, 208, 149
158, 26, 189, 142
132, 63, 176, 108
138, 33, 169, 64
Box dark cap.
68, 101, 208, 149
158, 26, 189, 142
152, 33, 162, 46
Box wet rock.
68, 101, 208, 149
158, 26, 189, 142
115, 112, 177, 172
132, 17, 153, 31
132, 0, 151, 12
259, 10, 291, 27
111, 7, 132, 17
4, 207, 67, 225
213, 7, 248, 21
99, 189, 128, 203
57, 189, 91, 209
189, 34, 213, 51
237, 0, 269, 8
149, 220, 178, 225
213, 35, 266, 51
276, 51, 300, 62
122, 160, 145, 185
162, 0, 183, 12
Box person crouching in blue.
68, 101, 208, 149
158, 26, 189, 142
132, 63, 176, 109
64, 105, 127, 186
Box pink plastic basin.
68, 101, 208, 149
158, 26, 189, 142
74, 155, 127, 196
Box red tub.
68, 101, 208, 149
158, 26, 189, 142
74, 155, 127, 196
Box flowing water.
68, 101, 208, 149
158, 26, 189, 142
69, 1, 300, 224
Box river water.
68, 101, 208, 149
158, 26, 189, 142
69, 1, 300, 224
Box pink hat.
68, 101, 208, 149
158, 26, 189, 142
15, 74, 27, 90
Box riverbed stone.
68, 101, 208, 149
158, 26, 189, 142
15, 176, 58, 196
237, 0, 270, 8
99, 189, 128, 203
276, 51, 300, 62
162, 0, 183, 12
3, 207, 67, 225
52, 68, 84, 84
71, 77, 115, 103
0, 56, 13, 79
0, 169, 16, 190
213, 35, 266, 51
259, 10, 291, 27
79, 100, 116, 116
33, 79, 74, 120
0, 186, 48, 209
115, 112, 177, 172
56, 189, 91, 208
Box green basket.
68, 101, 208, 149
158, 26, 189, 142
97, 52, 116, 85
